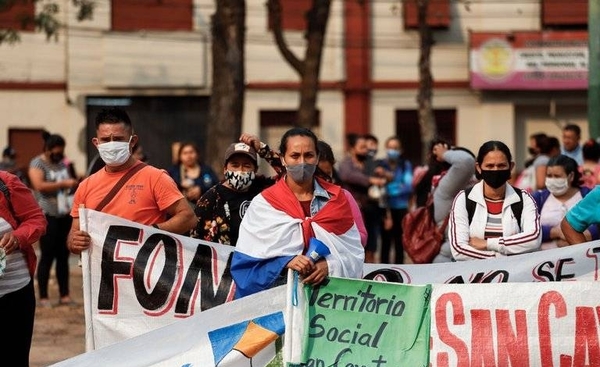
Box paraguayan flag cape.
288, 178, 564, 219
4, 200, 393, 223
231, 177, 364, 297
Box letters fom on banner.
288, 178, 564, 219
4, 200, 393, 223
80, 208, 236, 350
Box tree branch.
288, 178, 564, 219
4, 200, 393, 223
267, 0, 304, 75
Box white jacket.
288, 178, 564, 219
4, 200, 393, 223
449, 181, 542, 261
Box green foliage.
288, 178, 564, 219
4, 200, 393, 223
0, 0, 95, 45
0, 29, 20, 44
36, 2, 60, 41
72, 0, 94, 21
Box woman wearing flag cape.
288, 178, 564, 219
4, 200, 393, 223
231, 127, 365, 298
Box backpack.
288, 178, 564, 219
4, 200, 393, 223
464, 186, 523, 230
402, 193, 448, 264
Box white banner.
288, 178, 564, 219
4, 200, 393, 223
51, 286, 287, 367
52, 281, 600, 367
363, 242, 600, 284
79, 209, 236, 350
77, 209, 600, 354
430, 282, 600, 367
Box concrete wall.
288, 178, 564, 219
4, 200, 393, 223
0, 0, 589, 175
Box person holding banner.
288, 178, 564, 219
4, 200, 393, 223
449, 140, 541, 261
67, 107, 196, 255
531, 155, 598, 250
0, 170, 47, 367
231, 127, 364, 298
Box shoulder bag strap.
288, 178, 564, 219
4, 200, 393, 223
0, 177, 15, 216
95, 162, 147, 211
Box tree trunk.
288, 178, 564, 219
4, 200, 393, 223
207, 0, 246, 176
417, 0, 436, 164
268, 0, 331, 129
297, 0, 331, 128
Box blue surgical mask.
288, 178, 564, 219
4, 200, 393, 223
386, 149, 401, 160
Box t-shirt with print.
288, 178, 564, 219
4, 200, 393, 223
70, 162, 183, 226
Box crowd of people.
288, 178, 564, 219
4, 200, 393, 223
2, 107, 600, 365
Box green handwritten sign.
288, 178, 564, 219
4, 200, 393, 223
300, 277, 431, 367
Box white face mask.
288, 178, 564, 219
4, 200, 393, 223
97, 137, 132, 167
545, 177, 569, 196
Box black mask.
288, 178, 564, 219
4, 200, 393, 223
50, 153, 64, 164
527, 147, 537, 156
480, 169, 511, 189
355, 154, 368, 162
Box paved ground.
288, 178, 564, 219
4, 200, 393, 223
31, 254, 85, 367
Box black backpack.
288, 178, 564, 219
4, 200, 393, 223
464, 186, 523, 230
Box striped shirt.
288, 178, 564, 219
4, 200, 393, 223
483, 198, 504, 239
29, 155, 71, 217
0, 218, 29, 298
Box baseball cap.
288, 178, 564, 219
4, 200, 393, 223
224, 142, 258, 165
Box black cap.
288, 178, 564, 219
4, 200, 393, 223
224, 142, 258, 165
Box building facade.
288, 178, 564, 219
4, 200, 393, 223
0, 0, 590, 176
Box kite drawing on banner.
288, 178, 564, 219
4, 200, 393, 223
209, 311, 285, 367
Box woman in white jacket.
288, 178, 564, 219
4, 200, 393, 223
449, 140, 542, 261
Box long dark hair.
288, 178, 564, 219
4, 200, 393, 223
475, 140, 512, 180
177, 141, 200, 165
42, 131, 66, 151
